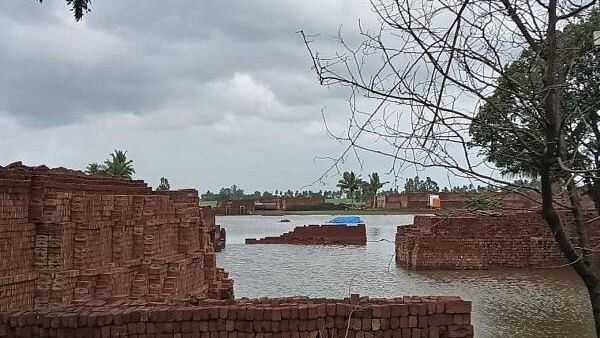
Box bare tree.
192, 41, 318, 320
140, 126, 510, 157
302, 0, 600, 334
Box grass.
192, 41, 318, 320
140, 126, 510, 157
324, 198, 366, 206
199, 201, 218, 207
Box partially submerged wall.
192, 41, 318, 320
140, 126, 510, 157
215, 200, 255, 216
280, 196, 326, 211
382, 191, 594, 212
0, 295, 473, 338
246, 224, 367, 245
0, 162, 233, 311
395, 212, 600, 269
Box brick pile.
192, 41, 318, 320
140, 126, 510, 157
0, 162, 233, 311
395, 212, 600, 269
0, 166, 36, 311
245, 224, 366, 245
0, 295, 473, 338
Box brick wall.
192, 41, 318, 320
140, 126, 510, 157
383, 191, 594, 212
246, 224, 366, 245
215, 200, 255, 216
395, 212, 600, 269
0, 295, 473, 338
280, 197, 326, 211
0, 162, 233, 311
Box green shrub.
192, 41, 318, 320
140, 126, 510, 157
464, 193, 502, 210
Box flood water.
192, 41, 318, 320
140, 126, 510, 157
216, 214, 594, 338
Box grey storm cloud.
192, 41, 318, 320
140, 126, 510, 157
0, 0, 470, 191
0, 0, 362, 127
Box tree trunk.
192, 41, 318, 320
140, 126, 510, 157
540, 2, 600, 335
586, 275, 600, 335
540, 168, 600, 336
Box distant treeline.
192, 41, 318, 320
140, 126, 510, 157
200, 185, 345, 202
200, 177, 540, 202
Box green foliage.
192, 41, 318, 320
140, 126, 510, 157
470, 11, 600, 179
85, 150, 135, 179
261, 191, 275, 198
200, 187, 343, 202
37, 0, 91, 21
337, 171, 364, 206
404, 176, 439, 193
103, 150, 135, 179
85, 162, 102, 175
157, 177, 170, 191
464, 193, 502, 211
509, 178, 541, 190
360, 172, 388, 207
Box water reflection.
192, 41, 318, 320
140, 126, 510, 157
216, 215, 594, 338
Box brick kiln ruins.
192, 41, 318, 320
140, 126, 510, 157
0, 162, 473, 337
396, 213, 600, 270
0, 162, 233, 311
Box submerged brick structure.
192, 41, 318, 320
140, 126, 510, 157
395, 212, 600, 269
380, 191, 595, 212
0, 295, 473, 338
215, 200, 255, 216
379, 192, 543, 211
245, 224, 367, 245
0, 162, 233, 311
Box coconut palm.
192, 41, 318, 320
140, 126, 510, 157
103, 150, 135, 179
85, 162, 103, 175
337, 171, 363, 208
362, 172, 388, 208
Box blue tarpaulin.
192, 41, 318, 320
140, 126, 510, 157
327, 215, 362, 224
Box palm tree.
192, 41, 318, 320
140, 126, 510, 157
337, 171, 363, 208
157, 177, 170, 191
362, 172, 389, 209
85, 162, 103, 175
103, 150, 135, 179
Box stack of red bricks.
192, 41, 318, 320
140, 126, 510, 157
395, 212, 600, 269
246, 224, 367, 245
0, 166, 36, 311
0, 295, 473, 338
0, 162, 233, 312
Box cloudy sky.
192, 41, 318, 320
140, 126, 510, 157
0, 0, 470, 192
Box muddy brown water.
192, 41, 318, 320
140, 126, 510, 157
216, 215, 593, 338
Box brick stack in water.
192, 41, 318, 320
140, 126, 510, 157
395, 212, 600, 270
245, 224, 367, 245
0, 162, 234, 312
0, 295, 473, 338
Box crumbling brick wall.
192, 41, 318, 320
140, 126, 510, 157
245, 224, 367, 245
0, 295, 473, 338
0, 162, 233, 311
395, 212, 600, 269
